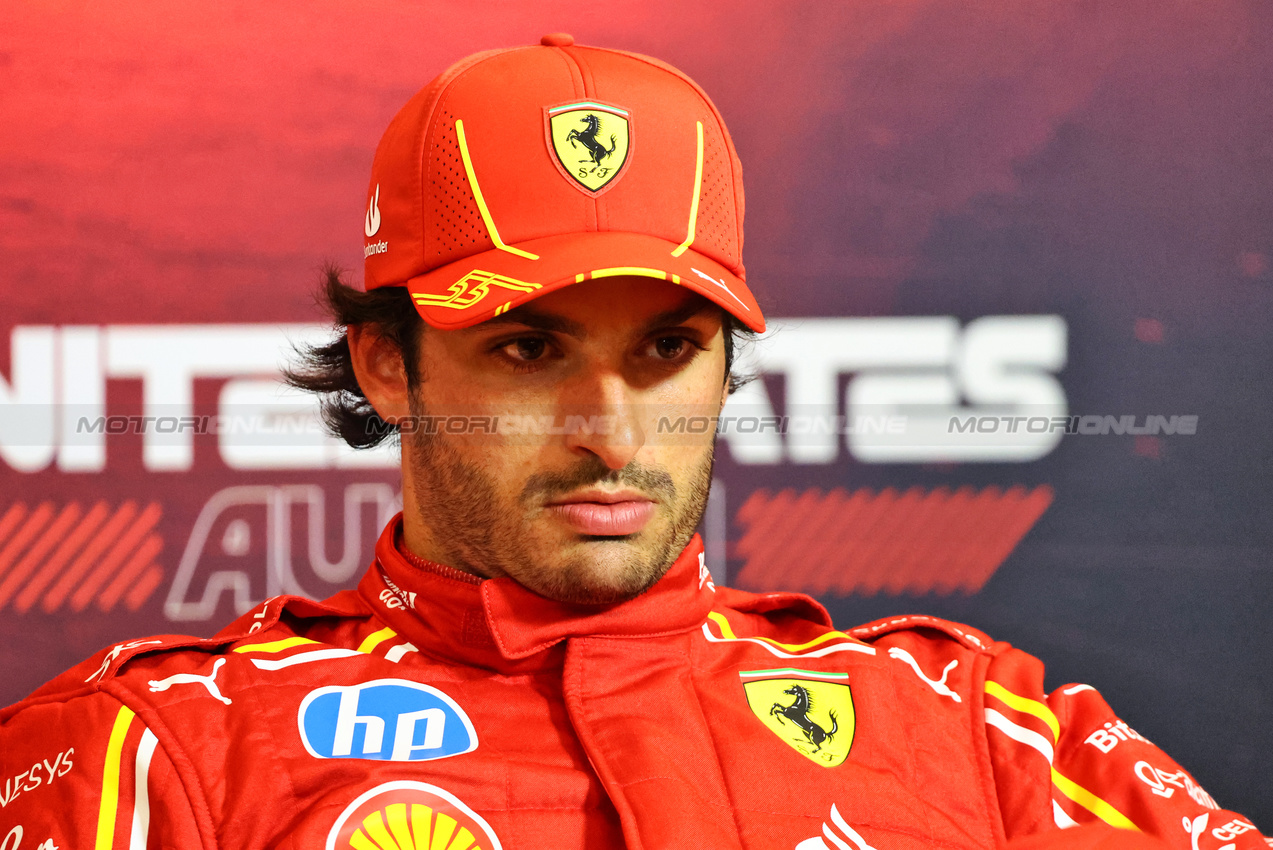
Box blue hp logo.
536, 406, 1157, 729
298, 679, 477, 761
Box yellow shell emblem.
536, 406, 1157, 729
741, 669, 856, 767
547, 101, 631, 194
345, 802, 484, 850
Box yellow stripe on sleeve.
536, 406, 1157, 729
357, 626, 397, 654
985, 680, 1061, 742
233, 636, 319, 654
1051, 768, 1140, 831
706, 610, 736, 637
95, 706, 136, 850
706, 611, 861, 652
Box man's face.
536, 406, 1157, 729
397, 276, 728, 605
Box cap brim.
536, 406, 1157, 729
404, 231, 765, 332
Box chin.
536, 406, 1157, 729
521, 543, 670, 606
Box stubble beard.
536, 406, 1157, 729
404, 396, 715, 605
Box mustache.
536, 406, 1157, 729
520, 458, 677, 504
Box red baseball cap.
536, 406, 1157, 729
362, 33, 764, 332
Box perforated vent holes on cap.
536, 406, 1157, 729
694, 125, 740, 266
428, 107, 493, 265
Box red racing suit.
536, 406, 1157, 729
1, 516, 1267, 850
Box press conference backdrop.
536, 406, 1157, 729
1, 0, 1270, 828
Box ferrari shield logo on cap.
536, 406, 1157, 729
740, 669, 856, 767
547, 101, 631, 194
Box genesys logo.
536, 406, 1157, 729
0, 747, 73, 809
299, 679, 477, 762
326, 781, 502, 850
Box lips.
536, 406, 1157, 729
545, 491, 656, 536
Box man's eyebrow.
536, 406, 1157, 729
477, 309, 586, 337
639, 302, 719, 334
473, 300, 717, 337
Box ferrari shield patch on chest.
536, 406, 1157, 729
740, 669, 856, 767
546, 101, 631, 194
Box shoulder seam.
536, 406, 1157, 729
99, 680, 220, 850
850, 614, 995, 653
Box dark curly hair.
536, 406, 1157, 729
285, 264, 757, 449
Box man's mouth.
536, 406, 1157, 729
545, 489, 657, 536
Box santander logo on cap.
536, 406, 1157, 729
365, 184, 382, 237
364, 184, 387, 258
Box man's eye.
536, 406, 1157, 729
503, 337, 547, 361
653, 336, 688, 359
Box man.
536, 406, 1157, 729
0, 34, 1265, 850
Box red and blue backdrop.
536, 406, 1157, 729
1, 0, 1270, 827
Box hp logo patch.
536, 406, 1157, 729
298, 679, 477, 762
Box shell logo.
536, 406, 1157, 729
326, 781, 502, 850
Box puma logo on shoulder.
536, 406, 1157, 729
888, 647, 961, 703
148, 657, 232, 705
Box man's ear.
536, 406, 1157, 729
348, 324, 411, 423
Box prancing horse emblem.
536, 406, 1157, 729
771, 684, 838, 753
740, 669, 856, 766
547, 101, 631, 194
566, 114, 617, 171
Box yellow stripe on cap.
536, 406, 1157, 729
985, 680, 1061, 743
671, 121, 705, 258
590, 267, 670, 280
95, 706, 136, 850
576, 269, 679, 284
455, 119, 539, 261
1052, 768, 1140, 831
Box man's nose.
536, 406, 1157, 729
561, 370, 645, 470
